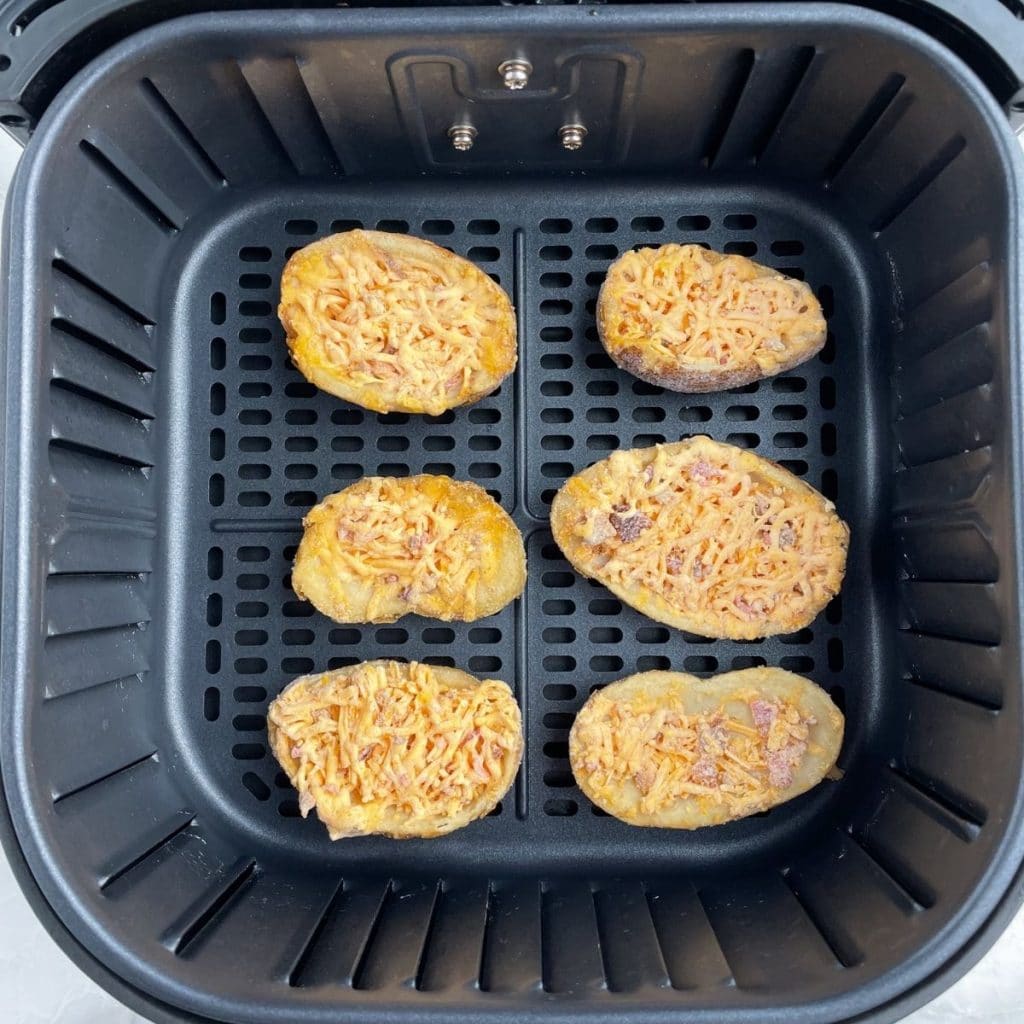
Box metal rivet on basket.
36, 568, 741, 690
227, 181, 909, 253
448, 124, 477, 151
559, 123, 587, 151
498, 58, 532, 90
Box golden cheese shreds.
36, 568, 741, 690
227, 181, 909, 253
569, 668, 844, 828
292, 475, 526, 624
279, 230, 517, 415
268, 660, 523, 839
597, 244, 826, 393
551, 438, 848, 640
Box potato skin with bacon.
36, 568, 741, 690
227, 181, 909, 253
550, 437, 848, 640
278, 230, 516, 415
268, 660, 523, 839
569, 667, 844, 828
292, 475, 526, 624
597, 243, 826, 393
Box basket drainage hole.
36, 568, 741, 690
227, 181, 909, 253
203, 687, 220, 721
544, 798, 578, 816
243, 772, 271, 801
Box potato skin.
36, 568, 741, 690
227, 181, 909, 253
597, 244, 826, 393
293, 475, 526, 624
569, 668, 844, 828
279, 230, 516, 415
268, 660, 523, 839
550, 437, 848, 640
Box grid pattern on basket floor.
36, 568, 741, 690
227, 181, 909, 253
185, 190, 866, 860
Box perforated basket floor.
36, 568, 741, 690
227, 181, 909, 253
169, 178, 884, 874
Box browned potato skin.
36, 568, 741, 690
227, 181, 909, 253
597, 244, 826, 393
268, 661, 523, 839
279, 230, 516, 414
292, 475, 526, 624
550, 437, 848, 640
569, 667, 844, 828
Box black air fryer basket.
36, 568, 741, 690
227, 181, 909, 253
2, 2, 1024, 1022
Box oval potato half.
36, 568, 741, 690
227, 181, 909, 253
570, 667, 844, 828
551, 437, 848, 639
597, 243, 826, 392
293, 475, 526, 624
279, 230, 516, 415
268, 660, 523, 839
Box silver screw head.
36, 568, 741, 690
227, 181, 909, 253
559, 123, 587, 151
498, 58, 532, 90
448, 124, 477, 152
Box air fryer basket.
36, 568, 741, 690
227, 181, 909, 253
2, 4, 1023, 1023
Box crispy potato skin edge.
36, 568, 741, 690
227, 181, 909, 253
569, 667, 844, 828
279, 230, 517, 414
291, 476, 527, 625
268, 661, 524, 839
595, 249, 825, 394
550, 437, 849, 640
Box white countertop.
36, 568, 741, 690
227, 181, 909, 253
1, 128, 1022, 1024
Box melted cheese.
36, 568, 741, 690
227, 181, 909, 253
571, 685, 812, 817
561, 441, 846, 637
292, 475, 526, 624
268, 661, 522, 839
280, 230, 515, 414
602, 244, 824, 370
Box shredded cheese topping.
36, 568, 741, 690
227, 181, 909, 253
281, 231, 514, 412
565, 443, 846, 635
602, 244, 824, 369
572, 688, 812, 816
296, 476, 510, 622
268, 661, 521, 837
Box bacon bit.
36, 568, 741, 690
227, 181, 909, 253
609, 512, 653, 542
446, 372, 463, 390
690, 458, 721, 484
290, 744, 303, 759
767, 742, 805, 789
399, 585, 413, 601
691, 758, 721, 787
666, 553, 683, 575
749, 699, 776, 736
383, 573, 399, 583
733, 595, 765, 620
633, 764, 656, 795
611, 502, 630, 513
754, 495, 770, 517
299, 790, 317, 816
408, 533, 425, 553
779, 525, 796, 549
643, 465, 655, 483
692, 558, 708, 581
359, 745, 374, 761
